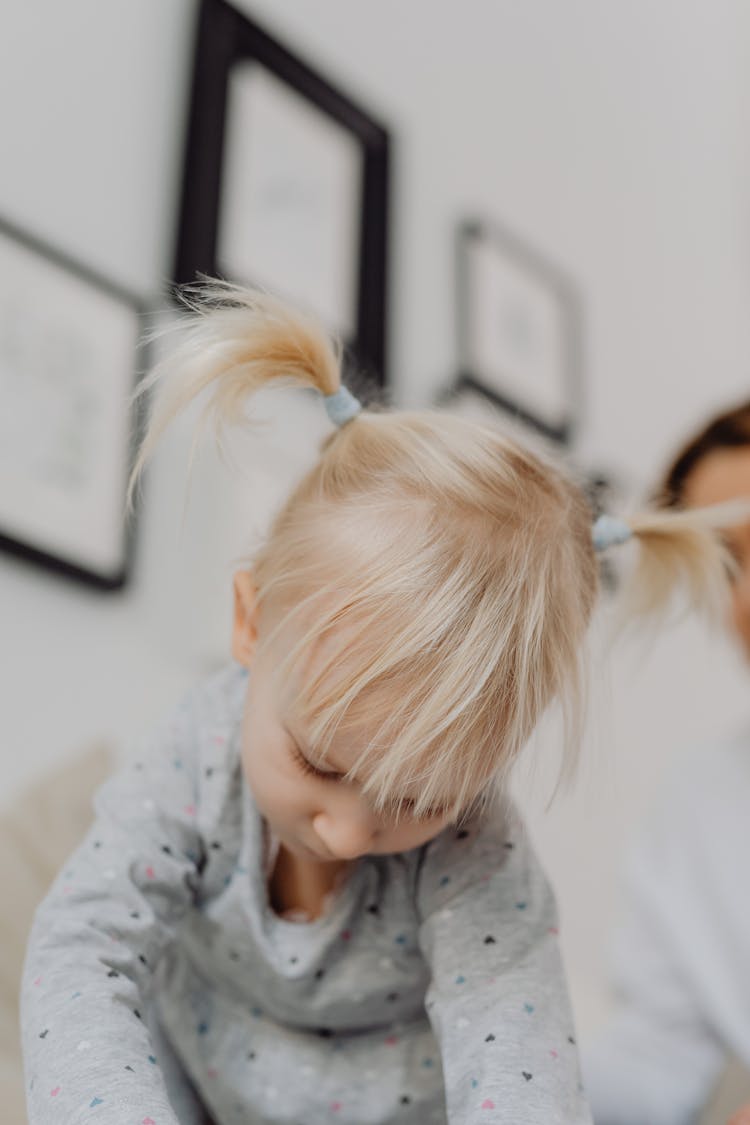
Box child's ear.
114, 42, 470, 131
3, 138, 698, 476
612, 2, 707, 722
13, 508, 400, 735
231, 571, 261, 668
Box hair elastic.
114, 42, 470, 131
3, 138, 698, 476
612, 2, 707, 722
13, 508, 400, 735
324, 386, 362, 427
592, 514, 633, 553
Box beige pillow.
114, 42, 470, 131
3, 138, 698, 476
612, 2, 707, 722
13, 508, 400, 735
0, 745, 112, 1125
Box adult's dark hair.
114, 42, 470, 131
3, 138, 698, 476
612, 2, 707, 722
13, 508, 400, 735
658, 400, 750, 507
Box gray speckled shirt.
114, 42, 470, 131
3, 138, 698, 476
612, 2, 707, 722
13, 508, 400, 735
21, 665, 591, 1125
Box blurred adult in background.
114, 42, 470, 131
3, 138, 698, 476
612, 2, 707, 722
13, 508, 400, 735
584, 400, 750, 1125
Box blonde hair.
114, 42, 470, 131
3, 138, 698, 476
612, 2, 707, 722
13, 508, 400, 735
130, 282, 739, 820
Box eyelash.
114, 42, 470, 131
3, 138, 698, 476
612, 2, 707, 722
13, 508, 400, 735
289, 741, 342, 782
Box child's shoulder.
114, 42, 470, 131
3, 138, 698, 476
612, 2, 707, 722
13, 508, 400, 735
186, 661, 248, 725
411, 799, 557, 934
416, 799, 538, 896
108, 664, 247, 833
135, 663, 247, 774
427, 798, 524, 862
159, 662, 245, 734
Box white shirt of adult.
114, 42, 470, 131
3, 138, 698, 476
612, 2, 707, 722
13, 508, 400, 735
583, 727, 750, 1125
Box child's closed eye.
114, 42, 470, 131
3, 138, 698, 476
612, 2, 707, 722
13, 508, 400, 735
288, 740, 344, 782
286, 732, 452, 822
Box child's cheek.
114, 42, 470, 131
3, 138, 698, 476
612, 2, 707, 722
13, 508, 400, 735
382, 818, 448, 855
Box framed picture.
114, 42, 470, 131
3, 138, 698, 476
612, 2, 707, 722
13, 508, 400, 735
437, 378, 517, 430
456, 219, 583, 445
0, 217, 144, 589
175, 0, 390, 385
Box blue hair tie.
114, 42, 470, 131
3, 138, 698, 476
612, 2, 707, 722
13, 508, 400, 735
324, 386, 362, 427
592, 514, 632, 553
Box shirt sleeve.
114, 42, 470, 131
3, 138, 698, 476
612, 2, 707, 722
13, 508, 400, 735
581, 798, 728, 1125
416, 804, 592, 1125
20, 681, 212, 1125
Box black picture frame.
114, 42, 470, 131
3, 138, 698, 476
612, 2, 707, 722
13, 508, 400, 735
174, 0, 390, 386
0, 216, 145, 591
456, 219, 583, 445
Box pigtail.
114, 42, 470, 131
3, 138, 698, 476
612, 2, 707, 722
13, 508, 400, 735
612, 500, 750, 626
127, 281, 343, 507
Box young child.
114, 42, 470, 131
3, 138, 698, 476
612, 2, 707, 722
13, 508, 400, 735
582, 399, 750, 1125
20, 286, 740, 1125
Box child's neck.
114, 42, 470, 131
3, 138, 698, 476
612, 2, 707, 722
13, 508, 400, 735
269, 845, 350, 920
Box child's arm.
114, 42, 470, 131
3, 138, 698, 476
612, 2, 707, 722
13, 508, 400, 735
417, 809, 592, 1125
20, 679, 221, 1124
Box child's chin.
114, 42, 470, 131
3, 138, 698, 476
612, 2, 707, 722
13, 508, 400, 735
280, 834, 333, 863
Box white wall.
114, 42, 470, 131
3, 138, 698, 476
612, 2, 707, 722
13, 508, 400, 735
2, 0, 750, 1036
245, 0, 750, 469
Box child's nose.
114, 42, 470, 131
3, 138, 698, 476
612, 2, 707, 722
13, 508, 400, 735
311, 808, 379, 860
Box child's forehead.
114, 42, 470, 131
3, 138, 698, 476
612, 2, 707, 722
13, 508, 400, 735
270, 593, 376, 684
273, 609, 381, 722
281, 638, 391, 763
